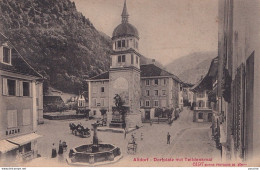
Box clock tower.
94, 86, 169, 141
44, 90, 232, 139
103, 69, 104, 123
108, 0, 142, 129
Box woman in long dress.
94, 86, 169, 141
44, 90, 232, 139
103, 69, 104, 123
51, 143, 57, 158
58, 140, 63, 154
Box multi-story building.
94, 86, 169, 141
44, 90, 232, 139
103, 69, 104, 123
212, 0, 260, 163
191, 57, 218, 123
86, 1, 182, 128
140, 64, 181, 122
0, 33, 43, 164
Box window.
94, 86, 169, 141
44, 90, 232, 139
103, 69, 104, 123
136, 56, 138, 64
136, 42, 138, 49
7, 110, 17, 128
154, 79, 159, 85
118, 55, 121, 63
23, 82, 30, 96
146, 90, 150, 96
131, 54, 134, 64
198, 112, 203, 119
154, 100, 159, 107
93, 98, 97, 107
145, 100, 150, 107
162, 90, 166, 96
7, 79, 16, 96
92, 87, 97, 94
154, 90, 159, 96
117, 40, 121, 48
122, 55, 126, 62
101, 98, 105, 107
127, 40, 129, 47
22, 109, 31, 126
3, 47, 11, 64
101, 87, 105, 93
145, 80, 150, 86
122, 40, 125, 47
163, 79, 166, 85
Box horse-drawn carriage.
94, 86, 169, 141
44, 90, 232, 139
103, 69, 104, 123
69, 123, 91, 138
96, 118, 107, 127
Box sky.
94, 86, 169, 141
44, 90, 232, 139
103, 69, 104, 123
73, 0, 218, 65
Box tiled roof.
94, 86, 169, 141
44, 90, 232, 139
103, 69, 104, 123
191, 56, 218, 92
141, 64, 181, 82
0, 33, 42, 78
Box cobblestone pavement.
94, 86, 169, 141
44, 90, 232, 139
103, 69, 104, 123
24, 107, 221, 167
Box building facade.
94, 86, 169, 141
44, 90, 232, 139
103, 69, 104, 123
212, 0, 260, 164
86, 1, 182, 128
140, 64, 181, 122
0, 33, 43, 164
191, 57, 218, 123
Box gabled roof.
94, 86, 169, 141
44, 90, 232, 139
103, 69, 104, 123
43, 96, 64, 103
191, 57, 218, 92
0, 33, 43, 79
88, 64, 182, 83
140, 64, 181, 82
89, 71, 109, 80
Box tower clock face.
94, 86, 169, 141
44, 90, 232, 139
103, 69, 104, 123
113, 77, 128, 90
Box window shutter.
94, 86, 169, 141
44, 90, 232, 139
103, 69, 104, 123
19, 81, 23, 96
7, 110, 17, 128
29, 82, 32, 97
15, 80, 19, 96
2, 78, 8, 95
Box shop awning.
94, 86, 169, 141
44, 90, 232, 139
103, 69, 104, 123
0, 140, 19, 153
7, 133, 42, 146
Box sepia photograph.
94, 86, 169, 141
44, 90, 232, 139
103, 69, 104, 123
0, 0, 259, 168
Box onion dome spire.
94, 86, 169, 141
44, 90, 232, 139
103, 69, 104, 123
121, 0, 129, 23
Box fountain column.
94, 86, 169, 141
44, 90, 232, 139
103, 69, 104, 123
91, 123, 99, 153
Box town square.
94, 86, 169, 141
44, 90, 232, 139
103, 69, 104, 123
0, 0, 260, 167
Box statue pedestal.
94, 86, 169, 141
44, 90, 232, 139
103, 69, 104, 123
109, 107, 128, 128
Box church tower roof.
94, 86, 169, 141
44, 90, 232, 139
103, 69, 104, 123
112, 0, 139, 40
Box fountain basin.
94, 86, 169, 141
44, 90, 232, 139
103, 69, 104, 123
67, 143, 122, 166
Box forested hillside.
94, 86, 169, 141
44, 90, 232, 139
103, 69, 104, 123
0, 0, 112, 94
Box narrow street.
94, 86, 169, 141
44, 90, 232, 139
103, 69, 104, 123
25, 107, 221, 167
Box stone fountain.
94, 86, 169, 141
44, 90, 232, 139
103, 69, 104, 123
66, 123, 122, 166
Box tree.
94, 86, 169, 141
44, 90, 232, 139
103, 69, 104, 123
154, 108, 163, 124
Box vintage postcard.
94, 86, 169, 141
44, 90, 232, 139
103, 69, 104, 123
0, 0, 259, 168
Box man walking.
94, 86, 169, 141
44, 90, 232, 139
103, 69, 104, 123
167, 132, 171, 144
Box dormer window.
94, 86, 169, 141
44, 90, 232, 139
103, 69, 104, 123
3, 47, 11, 64
117, 40, 121, 48
122, 40, 126, 47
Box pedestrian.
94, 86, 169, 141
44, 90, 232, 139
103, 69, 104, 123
167, 132, 171, 144
58, 140, 63, 154
51, 143, 57, 158
141, 133, 143, 140
124, 127, 127, 139
150, 120, 153, 126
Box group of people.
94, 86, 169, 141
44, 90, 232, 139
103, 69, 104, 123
51, 140, 67, 158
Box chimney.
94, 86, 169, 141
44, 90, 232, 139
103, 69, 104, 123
152, 59, 156, 65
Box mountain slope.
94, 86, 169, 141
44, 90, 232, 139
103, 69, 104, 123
166, 51, 217, 84
0, 0, 112, 94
